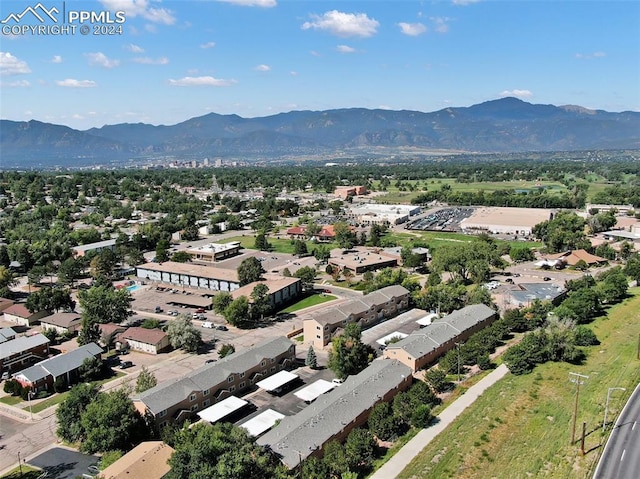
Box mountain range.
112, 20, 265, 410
1, 97, 639, 169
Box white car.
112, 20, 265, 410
201, 321, 214, 329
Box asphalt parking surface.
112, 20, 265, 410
28, 447, 99, 479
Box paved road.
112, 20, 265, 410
593, 381, 640, 479
370, 364, 510, 479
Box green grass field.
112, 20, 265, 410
395, 288, 640, 479
0, 395, 21, 406
281, 293, 336, 313
222, 235, 336, 255
0, 465, 41, 479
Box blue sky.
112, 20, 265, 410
1, 0, 638, 130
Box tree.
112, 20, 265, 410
155, 240, 170, 263
166, 316, 201, 352
56, 383, 101, 444
135, 366, 158, 393
78, 317, 102, 346
424, 367, 450, 393
42, 327, 59, 344
0, 265, 17, 297
237, 257, 265, 286
166, 422, 286, 479
171, 251, 192, 263
218, 343, 236, 358
79, 356, 104, 382
80, 387, 148, 454
26, 287, 75, 313
313, 245, 330, 262
509, 246, 535, 263
294, 266, 317, 291
323, 440, 350, 478
305, 345, 318, 369
328, 323, 375, 379
212, 292, 233, 315
410, 404, 433, 428
334, 221, 356, 250
368, 402, 402, 441
532, 211, 590, 253
223, 296, 250, 327
254, 233, 271, 251
78, 284, 132, 324
293, 239, 308, 257
253, 282, 272, 310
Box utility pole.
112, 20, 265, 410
603, 387, 626, 433
569, 372, 589, 444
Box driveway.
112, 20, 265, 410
28, 447, 99, 479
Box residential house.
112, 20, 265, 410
538, 249, 607, 268
117, 327, 170, 355
384, 304, 498, 372
303, 285, 410, 349
134, 337, 296, 428
3, 304, 50, 327
39, 312, 82, 336
257, 359, 412, 469
99, 441, 174, 479
13, 342, 103, 392
0, 333, 50, 375
0, 297, 14, 313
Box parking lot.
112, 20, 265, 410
407, 207, 475, 232
28, 447, 99, 479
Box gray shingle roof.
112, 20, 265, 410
257, 359, 412, 469
15, 342, 102, 382
136, 336, 294, 415
0, 333, 49, 361
387, 304, 496, 360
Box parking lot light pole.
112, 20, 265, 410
603, 387, 626, 433
27, 390, 34, 421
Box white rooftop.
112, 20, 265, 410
256, 370, 299, 392
416, 313, 439, 326
293, 379, 336, 402
188, 242, 241, 253
197, 396, 248, 423
376, 331, 409, 346
239, 409, 285, 437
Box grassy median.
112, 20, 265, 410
396, 287, 640, 479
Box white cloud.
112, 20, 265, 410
86, 52, 120, 68
56, 79, 97, 88
310, 50, 321, 57
217, 0, 277, 6
0, 80, 30, 87
336, 45, 356, 53
0, 52, 31, 76
254, 64, 271, 72
576, 51, 606, 59
452, 0, 481, 5
99, 0, 176, 25
51, 55, 63, 64
431, 17, 450, 33
200, 41, 216, 49
126, 43, 144, 53
133, 56, 169, 65
500, 89, 533, 99
290, 71, 298, 76
398, 22, 427, 36
302, 10, 379, 38
168, 76, 237, 86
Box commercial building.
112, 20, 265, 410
231, 276, 302, 309
348, 204, 420, 225
383, 304, 498, 372
329, 248, 398, 274
537, 249, 607, 268
257, 359, 412, 469
303, 285, 410, 349
460, 207, 554, 237
0, 333, 50, 375
335, 185, 367, 199
186, 242, 242, 263
136, 261, 240, 292
0, 327, 16, 343
134, 337, 296, 428
13, 342, 103, 392
506, 283, 567, 308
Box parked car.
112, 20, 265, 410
168, 310, 179, 316
505, 278, 514, 284
332, 378, 345, 385
154, 306, 163, 313
119, 361, 134, 369
201, 321, 214, 329
204, 359, 217, 364
543, 277, 552, 281
1, 371, 10, 381
195, 308, 206, 314
87, 465, 100, 475
216, 325, 228, 331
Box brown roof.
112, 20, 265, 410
99, 323, 127, 337
0, 297, 14, 313
99, 441, 174, 479
118, 327, 167, 346
40, 312, 81, 328
138, 261, 239, 282
231, 276, 301, 300
3, 303, 33, 318
544, 249, 606, 266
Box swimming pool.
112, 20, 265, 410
126, 284, 142, 293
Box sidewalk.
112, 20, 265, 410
370, 364, 509, 479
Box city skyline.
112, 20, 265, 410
1, 0, 638, 130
